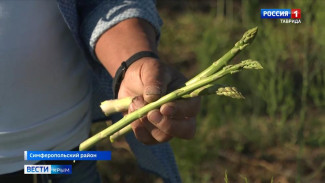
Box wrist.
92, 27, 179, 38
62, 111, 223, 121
95, 18, 158, 76
113, 51, 159, 98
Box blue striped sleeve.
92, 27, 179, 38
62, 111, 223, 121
79, 0, 163, 61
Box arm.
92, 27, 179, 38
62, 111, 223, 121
80, 1, 200, 144
95, 18, 157, 77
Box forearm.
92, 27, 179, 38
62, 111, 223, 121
95, 18, 158, 77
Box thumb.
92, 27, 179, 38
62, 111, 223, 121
141, 60, 171, 103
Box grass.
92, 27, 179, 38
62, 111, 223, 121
93, 114, 325, 182
158, 0, 325, 182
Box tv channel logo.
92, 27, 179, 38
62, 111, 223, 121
291, 9, 301, 19
261, 9, 301, 24
24, 165, 72, 174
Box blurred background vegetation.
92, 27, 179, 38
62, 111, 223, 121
95, 0, 325, 182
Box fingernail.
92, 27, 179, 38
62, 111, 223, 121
132, 96, 145, 108
148, 110, 163, 124
129, 103, 135, 112
161, 105, 176, 116
145, 86, 161, 96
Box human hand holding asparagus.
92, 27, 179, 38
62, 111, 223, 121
79, 27, 261, 151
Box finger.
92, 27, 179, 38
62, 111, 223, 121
131, 121, 159, 145
129, 96, 159, 144
140, 119, 173, 143
129, 96, 147, 112
141, 59, 171, 103
129, 96, 172, 143
147, 109, 196, 139
160, 97, 201, 119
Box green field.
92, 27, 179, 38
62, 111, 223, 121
95, 1, 325, 182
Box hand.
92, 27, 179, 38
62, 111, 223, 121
118, 58, 200, 144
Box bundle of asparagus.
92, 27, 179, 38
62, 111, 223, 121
79, 27, 261, 151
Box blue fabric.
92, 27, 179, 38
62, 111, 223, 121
79, 0, 162, 60
56, 1, 181, 182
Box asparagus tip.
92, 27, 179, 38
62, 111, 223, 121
235, 26, 259, 49
110, 137, 115, 143
242, 59, 263, 70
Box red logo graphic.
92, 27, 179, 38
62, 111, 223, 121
291, 9, 301, 19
